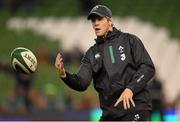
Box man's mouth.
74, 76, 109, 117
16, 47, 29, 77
95, 28, 100, 32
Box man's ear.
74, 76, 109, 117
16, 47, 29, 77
108, 18, 113, 27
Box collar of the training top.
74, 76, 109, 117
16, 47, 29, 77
95, 27, 121, 44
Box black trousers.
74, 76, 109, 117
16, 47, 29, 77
100, 110, 151, 121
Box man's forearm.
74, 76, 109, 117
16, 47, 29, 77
61, 72, 90, 91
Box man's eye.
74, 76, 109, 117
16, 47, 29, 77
98, 18, 102, 21
91, 19, 95, 22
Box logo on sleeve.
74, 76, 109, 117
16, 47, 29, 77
95, 53, 101, 59
118, 45, 126, 61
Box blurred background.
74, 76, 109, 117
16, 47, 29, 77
0, 0, 180, 121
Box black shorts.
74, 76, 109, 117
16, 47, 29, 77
100, 110, 151, 121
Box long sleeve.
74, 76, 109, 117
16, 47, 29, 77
61, 49, 93, 91
126, 35, 155, 95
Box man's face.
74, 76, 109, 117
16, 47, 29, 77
91, 15, 112, 37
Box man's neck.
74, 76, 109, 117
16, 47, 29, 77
103, 27, 113, 38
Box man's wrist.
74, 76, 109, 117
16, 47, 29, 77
60, 72, 66, 78
126, 87, 134, 95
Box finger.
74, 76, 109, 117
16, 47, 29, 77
57, 54, 62, 62
58, 53, 62, 57
60, 63, 64, 70
55, 59, 61, 68
56, 53, 60, 60
114, 96, 122, 107
55, 60, 59, 68
58, 54, 64, 64
55, 54, 63, 67
114, 99, 120, 107
59, 58, 63, 63
123, 98, 127, 110
56, 53, 62, 61
58, 53, 63, 60
130, 98, 135, 107
55, 54, 60, 65
126, 98, 130, 109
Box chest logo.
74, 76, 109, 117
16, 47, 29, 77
118, 45, 126, 61
118, 46, 124, 53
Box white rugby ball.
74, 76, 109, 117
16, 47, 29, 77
10, 47, 37, 74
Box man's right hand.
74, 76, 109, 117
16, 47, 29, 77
55, 53, 66, 78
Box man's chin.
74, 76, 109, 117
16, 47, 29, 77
96, 33, 104, 37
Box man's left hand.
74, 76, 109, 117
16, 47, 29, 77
114, 88, 135, 110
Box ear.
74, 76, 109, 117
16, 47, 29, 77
108, 18, 113, 26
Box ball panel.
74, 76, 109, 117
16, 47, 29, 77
10, 47, 29, 58
15, 64, 29, 74
21, 51, 37, 72
12, 58, 31, 74
11, 48, 29, 68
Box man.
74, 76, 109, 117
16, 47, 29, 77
55, 5, 155, 121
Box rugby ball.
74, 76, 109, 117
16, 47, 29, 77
10, 47, 37, 74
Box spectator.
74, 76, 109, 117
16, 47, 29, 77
0, 60, 34, 112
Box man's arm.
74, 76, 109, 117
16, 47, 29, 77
126, 35, 155, 95
114, 35, 155, 109
55, 52, 93, 92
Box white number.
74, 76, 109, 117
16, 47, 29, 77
120, 54, 126, 61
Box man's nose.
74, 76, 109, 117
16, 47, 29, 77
94, 20, 99, 25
